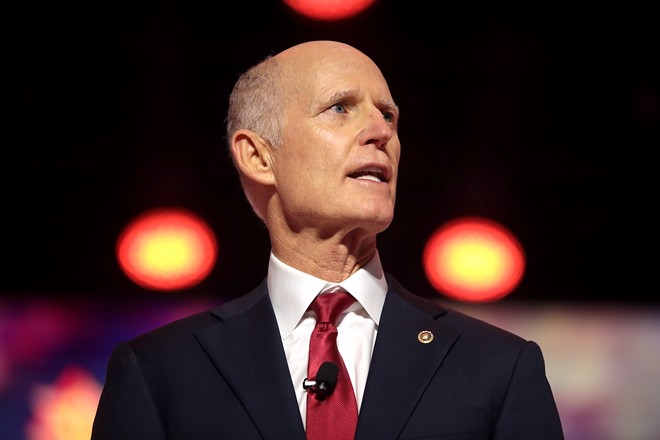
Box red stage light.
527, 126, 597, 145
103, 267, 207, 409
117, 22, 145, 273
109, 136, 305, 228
423, 217, 526, 302
116, 207, 217, 291
284, 0, 376, 21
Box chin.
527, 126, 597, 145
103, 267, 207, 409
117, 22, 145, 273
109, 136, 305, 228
356, 212, 394, 234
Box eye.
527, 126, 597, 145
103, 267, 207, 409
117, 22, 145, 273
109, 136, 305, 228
380, 103, 399, 125
330, 102, 347, 114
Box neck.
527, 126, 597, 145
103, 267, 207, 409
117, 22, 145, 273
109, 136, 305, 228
269, 228, 377, 282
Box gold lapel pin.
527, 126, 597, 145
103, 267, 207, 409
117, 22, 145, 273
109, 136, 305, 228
417, 330, 434, 344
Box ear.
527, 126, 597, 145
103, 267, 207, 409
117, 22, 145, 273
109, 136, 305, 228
229, 129, 276, 186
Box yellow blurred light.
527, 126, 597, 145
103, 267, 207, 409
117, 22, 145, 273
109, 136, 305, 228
26, 366, 102, 440
117, 207, 218, 291
423, 216, 526, 302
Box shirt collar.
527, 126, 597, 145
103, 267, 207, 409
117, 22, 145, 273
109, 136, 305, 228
267, 250, 388, 339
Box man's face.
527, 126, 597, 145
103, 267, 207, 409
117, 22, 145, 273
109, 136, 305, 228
270, 46, 401, 237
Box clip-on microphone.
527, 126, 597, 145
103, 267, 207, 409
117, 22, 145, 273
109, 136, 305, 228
303, 361, 339, 400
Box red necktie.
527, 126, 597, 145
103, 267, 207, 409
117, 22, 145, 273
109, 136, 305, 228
306, 291, 358, 440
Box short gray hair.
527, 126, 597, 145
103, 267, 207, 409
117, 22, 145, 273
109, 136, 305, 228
225, 56, 286, 222
226, 55, 285, 153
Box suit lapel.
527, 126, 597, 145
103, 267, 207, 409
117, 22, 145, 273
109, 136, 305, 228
356, 277, 460, 439
194, 281, 305, 440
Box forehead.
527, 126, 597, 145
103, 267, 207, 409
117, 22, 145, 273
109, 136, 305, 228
281, 47, 394, 106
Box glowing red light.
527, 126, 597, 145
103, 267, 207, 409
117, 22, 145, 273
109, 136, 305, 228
423, 217, 526, 302
116, 207, 217, 291
283, 0, 376, 21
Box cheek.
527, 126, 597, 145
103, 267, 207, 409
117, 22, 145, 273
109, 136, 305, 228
298, 133, 343, 177
273, 148, 323, 197
390, 145, 402, 178
391, 138, 402, 161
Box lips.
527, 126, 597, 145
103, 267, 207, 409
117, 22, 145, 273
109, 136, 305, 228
348, 165, 390, 183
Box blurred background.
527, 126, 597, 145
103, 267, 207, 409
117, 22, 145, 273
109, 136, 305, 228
2, 0, 659, 439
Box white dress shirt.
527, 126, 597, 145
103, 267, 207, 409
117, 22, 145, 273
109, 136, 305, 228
267, 250, 388, 428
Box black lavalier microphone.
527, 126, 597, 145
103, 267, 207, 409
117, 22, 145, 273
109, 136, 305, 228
303, 361, 339, 399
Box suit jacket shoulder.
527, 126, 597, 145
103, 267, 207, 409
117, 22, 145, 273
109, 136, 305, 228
93, 278, 305, 440
355, 273, 563, 439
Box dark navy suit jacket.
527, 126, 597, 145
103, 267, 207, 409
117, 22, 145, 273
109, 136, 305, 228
92, 274, 564, 439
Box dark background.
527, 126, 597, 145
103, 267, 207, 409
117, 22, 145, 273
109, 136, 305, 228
5, 0, 658, 303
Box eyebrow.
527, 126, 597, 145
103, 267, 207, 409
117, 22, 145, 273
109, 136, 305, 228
325, 89, 355, 105
325, 89, 400, 119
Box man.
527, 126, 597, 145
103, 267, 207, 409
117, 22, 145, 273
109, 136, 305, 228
92, 40, 564, 439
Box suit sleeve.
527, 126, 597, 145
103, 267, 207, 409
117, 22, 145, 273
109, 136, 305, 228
493, 341, 564, 440
91, 342, 166, 440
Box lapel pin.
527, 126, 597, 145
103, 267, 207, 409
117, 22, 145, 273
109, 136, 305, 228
417, 330, 434, 344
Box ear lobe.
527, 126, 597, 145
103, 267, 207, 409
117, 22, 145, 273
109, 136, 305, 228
230, 129, 276, 186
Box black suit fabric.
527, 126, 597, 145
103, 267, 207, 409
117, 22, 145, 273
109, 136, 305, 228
92, 274, 564, 439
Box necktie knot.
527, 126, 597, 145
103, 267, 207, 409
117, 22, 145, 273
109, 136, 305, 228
311, 291, 356, 325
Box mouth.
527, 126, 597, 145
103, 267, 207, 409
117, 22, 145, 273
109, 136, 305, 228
348, 166, 390, 183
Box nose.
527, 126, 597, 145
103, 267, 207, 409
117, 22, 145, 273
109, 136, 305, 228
358, 109, 394, 150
